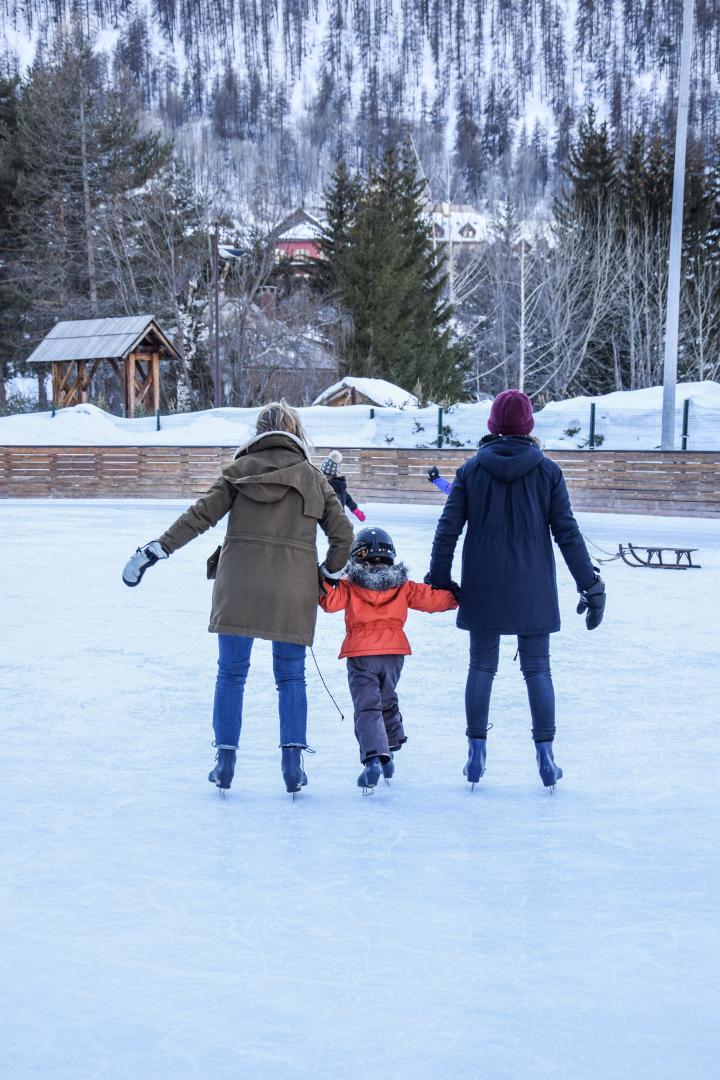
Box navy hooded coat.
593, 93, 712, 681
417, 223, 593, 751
429, 437, 596, 635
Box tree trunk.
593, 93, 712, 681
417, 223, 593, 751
37, 365, 48, 408
79, 89, 98, 314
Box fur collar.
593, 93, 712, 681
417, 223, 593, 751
347, 561, 409, 592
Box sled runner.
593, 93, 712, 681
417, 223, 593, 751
618, 543, 701, 569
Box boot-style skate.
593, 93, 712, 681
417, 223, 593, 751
535, 741, 563, 790
463, 738, 487, 787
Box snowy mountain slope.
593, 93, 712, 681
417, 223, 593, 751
2, 1, 718, 179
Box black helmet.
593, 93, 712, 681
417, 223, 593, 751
350, 527, 396, 566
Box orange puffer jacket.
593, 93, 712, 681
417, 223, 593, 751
319, 575, 458, 658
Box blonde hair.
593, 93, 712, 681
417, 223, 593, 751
256, 399, 310, 447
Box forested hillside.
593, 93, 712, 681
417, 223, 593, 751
2, 1, 719, 208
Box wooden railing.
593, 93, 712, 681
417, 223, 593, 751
1, 445, 719, 516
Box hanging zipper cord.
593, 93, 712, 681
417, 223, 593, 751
310, 647, 345, 721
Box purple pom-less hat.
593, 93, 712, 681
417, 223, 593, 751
487, 389, 534, 436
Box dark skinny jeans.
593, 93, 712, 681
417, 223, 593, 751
466, 632, 555, 743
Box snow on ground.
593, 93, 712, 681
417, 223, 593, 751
1, 500, 718, 1079
2, 382, 719, 449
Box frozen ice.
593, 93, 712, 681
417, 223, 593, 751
0, 499, 717, 1078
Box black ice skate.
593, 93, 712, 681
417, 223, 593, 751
358, 756, 382, 794
281, 745, 308, 799
463, 738, 487, 789
208, 747, 237, 797
381, 753, 394, 783
535, 741, 563, 792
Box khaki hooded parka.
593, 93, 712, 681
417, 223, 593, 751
159, 432, 354, 646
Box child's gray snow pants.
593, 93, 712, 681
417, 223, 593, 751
346, 655, 406, 762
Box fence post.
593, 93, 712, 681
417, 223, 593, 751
369, 408, 375, 420
437, 407, 444, 449
588, 403, 596, 449
681, 398, 690, 450
156, 409, 161, 432
51, 400, 56, 418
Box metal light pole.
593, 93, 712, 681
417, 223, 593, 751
661, 0, 694, 450
212, 220, 221, 409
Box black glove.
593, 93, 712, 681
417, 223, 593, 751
577, 572, 605, 630
427, 466, 440, 482
122, 540, 169, 587
319, 562, 345, 588
424, 572, 461, 602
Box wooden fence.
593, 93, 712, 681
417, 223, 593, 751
1, 445, 719, 516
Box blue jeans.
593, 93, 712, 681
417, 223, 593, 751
212, 635, 308, 748
465, 632, 556, 743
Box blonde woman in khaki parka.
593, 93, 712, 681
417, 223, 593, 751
122, 402, 354, 796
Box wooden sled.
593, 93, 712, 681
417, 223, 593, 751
618, 543, 701, 569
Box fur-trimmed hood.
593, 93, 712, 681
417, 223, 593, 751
347, 561, 409, 592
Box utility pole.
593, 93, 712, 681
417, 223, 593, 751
518, 201, 526, 393
212, 220, 221, 408
661, 0, 694, 449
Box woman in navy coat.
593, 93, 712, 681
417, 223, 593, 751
427, 390, 606, 789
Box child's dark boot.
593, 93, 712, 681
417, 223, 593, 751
357, 756, 382, 792
381, 753, 394, 780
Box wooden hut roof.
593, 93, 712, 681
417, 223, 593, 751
26, 316, 179, 364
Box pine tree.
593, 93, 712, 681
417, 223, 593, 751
333, 145, 467, 401
560, 105, 618, 221
315, 159, 362, 295
12, 23, 172, 352
0, 76, 23, 407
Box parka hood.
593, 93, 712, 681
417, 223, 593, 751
233, 430, 310, 460
476, 436, 544, 483
347, 561, 409, 600
224, 432, 324, 516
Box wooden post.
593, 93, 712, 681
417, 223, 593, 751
52, 363, 61, 407
151, 351, 160, 414
126, 352, 136, 417
78, 360, 87, 403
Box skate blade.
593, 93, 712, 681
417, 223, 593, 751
361, 786, 376, 796
220, 788, 226, 799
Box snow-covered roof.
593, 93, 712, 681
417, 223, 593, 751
276, 221, 324, 242
312, 377, 419, 408
431, 205, 487, 244
271, 209, 325, 244
25, 316, 179, 364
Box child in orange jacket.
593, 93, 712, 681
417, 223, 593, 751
319, 527, 458, 791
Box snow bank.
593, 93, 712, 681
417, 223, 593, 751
1, 384, 719, 449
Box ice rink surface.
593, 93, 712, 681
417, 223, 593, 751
1, 499, 718, 1079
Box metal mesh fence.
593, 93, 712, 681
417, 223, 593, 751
27, 400, 720, 449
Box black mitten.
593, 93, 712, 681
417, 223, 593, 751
423, 571, 461, 602
427, 466, 440, 482
577, 573, 606, 630
122, 540, 169, 587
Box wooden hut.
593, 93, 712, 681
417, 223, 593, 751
312, 376, 419, 409
25, 316, 180, 417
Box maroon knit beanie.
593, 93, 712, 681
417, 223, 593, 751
487, 389, 534, 436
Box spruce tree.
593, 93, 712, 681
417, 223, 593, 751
315, 159, 362, 295
333, 145, 467, 401
560, 105, 618, 221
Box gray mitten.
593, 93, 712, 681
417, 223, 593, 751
122, 540, 168, 587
